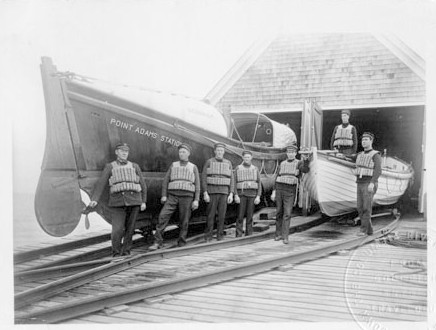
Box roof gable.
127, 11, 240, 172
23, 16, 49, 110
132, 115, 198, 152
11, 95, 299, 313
210, 33, 425, 112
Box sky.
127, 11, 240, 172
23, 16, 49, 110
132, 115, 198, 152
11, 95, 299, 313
1, 0, 435, 327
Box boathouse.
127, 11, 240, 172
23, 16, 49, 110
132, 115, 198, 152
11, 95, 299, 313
205, 33, 426, 213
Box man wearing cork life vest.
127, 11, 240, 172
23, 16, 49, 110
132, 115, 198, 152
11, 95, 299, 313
234, 150, 262, 237
330, 109, 358, 156
149, 143, 200, 249
353, 132, 382, 236
89, 143, 147, 257
270, 144, 310, 244
202, 142, 235, 242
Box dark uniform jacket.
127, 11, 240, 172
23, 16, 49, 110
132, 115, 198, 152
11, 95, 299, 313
91, 160, 147, 207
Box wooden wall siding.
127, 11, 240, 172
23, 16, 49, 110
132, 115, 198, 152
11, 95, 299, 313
217, 34, 425, 112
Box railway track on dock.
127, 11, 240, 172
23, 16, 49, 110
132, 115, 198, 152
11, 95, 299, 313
14, 210, 399, 324
14, 233, 112, 265
14, 211, 323, 306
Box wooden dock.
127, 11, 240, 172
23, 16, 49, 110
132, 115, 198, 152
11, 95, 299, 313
13, 212, 427, 324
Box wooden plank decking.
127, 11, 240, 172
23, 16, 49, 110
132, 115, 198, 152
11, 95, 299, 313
58, 215, 427, 324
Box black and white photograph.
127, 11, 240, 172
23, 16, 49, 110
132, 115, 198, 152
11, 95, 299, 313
1, 0, 435, 329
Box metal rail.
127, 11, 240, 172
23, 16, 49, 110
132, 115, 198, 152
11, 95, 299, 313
18, 235, 147, 272
14, 214, 324, 308
17, 223, 193, 274
15, 214, 399, 324
13, 233, 111, 264
15, 222, 236, 284
15, 230, 201, 284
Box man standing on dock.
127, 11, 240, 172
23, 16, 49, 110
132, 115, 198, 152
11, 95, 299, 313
89, 143, 147, 257
149, 143, 200, 250
354, 132, 382, 236
202, 143, 235, 242
234, 150, 262, 237
330, 109, 358, 155
271, 145, 310, 244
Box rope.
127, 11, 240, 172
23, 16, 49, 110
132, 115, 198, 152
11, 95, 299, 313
230, 118, 246, 150
251, 113, 261, 143
385, 175, 391, 195
385, 174, 401, 195
294, 180, 299, 207
260, 159, 279, 178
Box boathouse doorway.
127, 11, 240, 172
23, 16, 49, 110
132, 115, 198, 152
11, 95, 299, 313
265, 105, 425, 213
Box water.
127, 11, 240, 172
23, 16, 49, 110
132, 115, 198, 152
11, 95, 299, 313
13, 192, 111, 249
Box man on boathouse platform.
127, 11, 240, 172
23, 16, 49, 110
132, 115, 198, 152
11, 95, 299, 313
330, 109, 358, 156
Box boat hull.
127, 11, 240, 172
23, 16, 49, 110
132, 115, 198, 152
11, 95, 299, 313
303, 150, 413, 217
36, 58, 286, 236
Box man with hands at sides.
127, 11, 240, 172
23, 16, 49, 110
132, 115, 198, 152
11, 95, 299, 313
202, 143, 235, 242
271, 144, 310, 244
234, 150, 262, 237
149, 143, 200, 250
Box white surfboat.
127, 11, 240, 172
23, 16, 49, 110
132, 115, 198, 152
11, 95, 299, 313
302, 148, 414, 217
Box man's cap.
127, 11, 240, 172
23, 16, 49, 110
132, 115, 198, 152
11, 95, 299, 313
178, 143, 192, 153
242, 150, 252, 156
341, 109, 351, 116
362, 132, 375, 140
286, 144, 298, 152
115, 142, 130, 151
214, 142, 226, 150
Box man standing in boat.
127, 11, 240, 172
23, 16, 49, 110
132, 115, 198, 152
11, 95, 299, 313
149, 143, 200, 249
330, 109, 358, 156
89, 143, 147, 257
354, 132, 382, 236
202, 142, 235, 242
234, 150, 262, 237
270, 145, 310, 244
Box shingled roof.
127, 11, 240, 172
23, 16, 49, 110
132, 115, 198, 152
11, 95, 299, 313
206, 33, 425, 112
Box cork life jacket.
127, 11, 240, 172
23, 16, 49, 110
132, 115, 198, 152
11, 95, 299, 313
333, 124, 354, 147
354, 150, 379, 178
168, 161, 196, 192
276, 160, 300, 185
206, 160, 232, 186
109, 161, 142, 194
236, 164, 258, 190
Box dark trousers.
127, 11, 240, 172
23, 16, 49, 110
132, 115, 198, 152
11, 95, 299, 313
111, 205, 140, 256
205, 194, 228, 240
236, 196, 255, 237
275, 186, 296, 239
155, 194, 193, 246
357, 182, 377, 235
338, 146, 354, 155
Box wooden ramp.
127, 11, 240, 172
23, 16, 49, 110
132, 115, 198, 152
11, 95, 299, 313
60, 215, 427, 324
